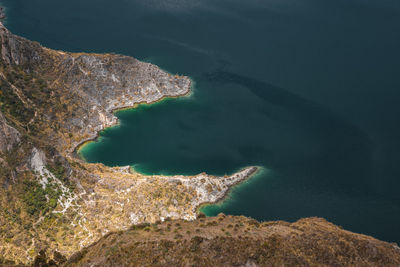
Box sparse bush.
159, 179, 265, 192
197, 213, 206, 219
130, 222, 150, 231
174, 234, 183, 239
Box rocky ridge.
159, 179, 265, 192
64, 215, 400, 266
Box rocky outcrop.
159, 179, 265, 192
0, 23, 44, 66
74, 165, 258, 240
48, 50, 191, 152
0, 111, 20, 153
0, 22, 191, 152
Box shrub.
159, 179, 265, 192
174, 234, 183, 239
197, 213, 206, 219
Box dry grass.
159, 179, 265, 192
62, 215, 400, 267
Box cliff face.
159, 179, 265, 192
1, 21, 191, 152
40, 49, 191, 152
0, 24, 43, 66
64, 215, 400, 267
0, 110, 20, 153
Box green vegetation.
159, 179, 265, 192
0, 78, 33, 125
2, 207, 22, 225
47, 161, 76, 191
129, 222, 151, 231
22, 179, 62, 217
47, 162, 66, 183
4, 67, 51, 107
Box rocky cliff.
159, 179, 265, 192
0, 110, 20, 153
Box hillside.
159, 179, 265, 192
36, 215, 400, 266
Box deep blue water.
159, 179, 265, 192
3, 0, 400, 243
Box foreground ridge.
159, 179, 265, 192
42, 215, 400, 266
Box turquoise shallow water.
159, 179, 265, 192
3, 0, 400, 243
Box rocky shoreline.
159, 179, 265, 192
72, 87, 192, 159
158, 166, 259, 220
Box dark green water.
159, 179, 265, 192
3, 0, 400, 243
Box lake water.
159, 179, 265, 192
2, 0, 400, 243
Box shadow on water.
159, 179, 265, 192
198, 71, 400, 244
203, 70, 374, 196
